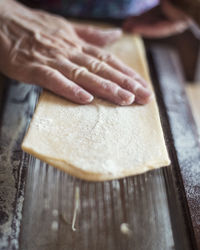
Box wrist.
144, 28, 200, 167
0, 0, 25, 14
0, 0, 13, 14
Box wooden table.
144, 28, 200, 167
0, 29, 199, 250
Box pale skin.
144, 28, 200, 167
0, 0, 189, 105
0, 0, 152, 106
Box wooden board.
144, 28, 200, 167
186, 83, 200, 135
22, 36, 170, 181
0, 43, 199, 250
149, 46, 200, 249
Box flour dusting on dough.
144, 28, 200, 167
22, 35, 170, 181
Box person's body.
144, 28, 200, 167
0, 0, 192, 105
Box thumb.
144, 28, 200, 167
74, 25, 122, 47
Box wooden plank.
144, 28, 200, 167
0, 45, 197, 250
0, 80, 38, 250
149, 46, 200, 249
186, 83, 200, 136
20, 160, 178, 250
18, 45, 191, 249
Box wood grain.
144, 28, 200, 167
0, 41, 199, 250
149, 46, 200, 249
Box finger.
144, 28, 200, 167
123, 6, 163, 31
50, 59, 135, 105
70, 52, 152, 104
73, 24, 122, 47
123, 5, 189, 38
30, 64, 93, 104
83, 44, 148, 87
162, 0, 189, 22
127, 20, 188, 38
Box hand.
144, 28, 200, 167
123, 0, 190, 38
0, 0, 152, 106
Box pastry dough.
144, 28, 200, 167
186, 83, 200, 135
22, 35, 170, 181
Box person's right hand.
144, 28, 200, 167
123, 0, 190, 38
0, 0, 152, 105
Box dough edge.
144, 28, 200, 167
21, 34, 171, 181
22, 143, 169, 181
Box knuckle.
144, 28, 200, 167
98, 52, 114, 62
69, 66, 88, 81
89, 60, 106, 73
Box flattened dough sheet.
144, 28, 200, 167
186, 83, 200, 136
22, 35, 170, 181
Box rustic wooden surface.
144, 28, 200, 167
148, 46, 200, 249
186, 83, 200, 135
0, 31, 200, 249
144, 29, 200, 82
20, 160, 177, 250
0, 81, 39, 250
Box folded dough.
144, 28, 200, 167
22, 35, 170, 181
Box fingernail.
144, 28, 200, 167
77, 90, 93, 103
135, 86, 152, 104
117, 89, 135, 105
